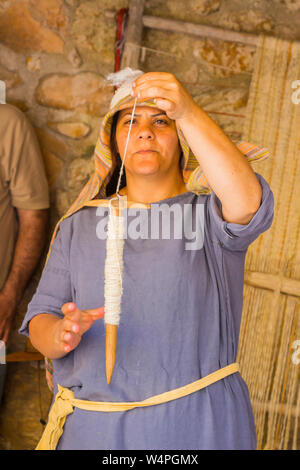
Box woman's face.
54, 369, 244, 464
115, 106, 181, 177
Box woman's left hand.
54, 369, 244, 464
132, 72, 197, 122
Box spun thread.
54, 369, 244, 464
104, 96, 138, 326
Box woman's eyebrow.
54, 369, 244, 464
121, 111, 168, 118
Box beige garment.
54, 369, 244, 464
0, 104, 50, 291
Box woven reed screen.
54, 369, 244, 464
237, 33, 300, 450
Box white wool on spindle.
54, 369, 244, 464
104, 212, 125, 326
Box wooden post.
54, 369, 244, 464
142, 15, 259, 47
121, 0, 145, 69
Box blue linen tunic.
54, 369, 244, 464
19, 172, 274, 450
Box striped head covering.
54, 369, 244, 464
47, 72, 270, 261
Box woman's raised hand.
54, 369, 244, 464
55, 302, 105, 354
131, 72, 197, 122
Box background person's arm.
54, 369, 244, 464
0, 208, 49, 342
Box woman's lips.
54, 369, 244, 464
135, 149, 157, 154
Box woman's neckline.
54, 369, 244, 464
104, 190, 194, 205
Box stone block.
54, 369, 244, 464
0, 64, 22, 89
283, 0, 300, 11
67, 157, 94, 191
36, 72, 112, 116
0, 1, 64, 53
26, 56, 41, 73
48, 121, 91, 139
167, 0, 221, 17
28, 0, 67, 33
42, 149, 64, 188
34, 127, 68, 161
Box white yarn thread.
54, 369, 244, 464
116, 96, 138, 195
104, 89, 138, 326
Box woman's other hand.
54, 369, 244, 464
55, 302, 105, 354
131, 72, 197, 122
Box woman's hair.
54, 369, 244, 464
105, 110, 184, 197
106, 111, 126, 197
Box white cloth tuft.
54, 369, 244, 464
106, 68, 144, 109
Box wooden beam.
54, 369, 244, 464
253, 399, 300, 418
6, 351, 44, 362
244, 271, 300, 297
121, 0, 145, 69
143, 15, 259, 47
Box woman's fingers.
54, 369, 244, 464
134, 72, 175, 87
132, 83, 178, 119
84, 305, 105, 318
61, 330, 79, 352
61, 302, 77, 316
61, 321, 80, 339
133, 73, 179, 97
61, 339, 74, 353
153, 98, 176, 113
132, 72, 195, 121
59, 303, 105, 352
61, 302, 105, 315
133, 83, 176, 101
61, 303, 104, 321
62, 318, 79, 333
134, 77, 178, 92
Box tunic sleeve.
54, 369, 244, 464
206, 172, 275, 252
19, 217, 73, 337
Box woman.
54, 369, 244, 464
19, 71, 274, 450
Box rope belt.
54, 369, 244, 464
36, 362, 239, 450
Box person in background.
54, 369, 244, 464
0, 103, 50, 403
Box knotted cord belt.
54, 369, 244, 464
36, 362, 239, 450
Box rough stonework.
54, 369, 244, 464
0, 0, 300, 450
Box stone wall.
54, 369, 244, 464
0, 0, 300, 450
